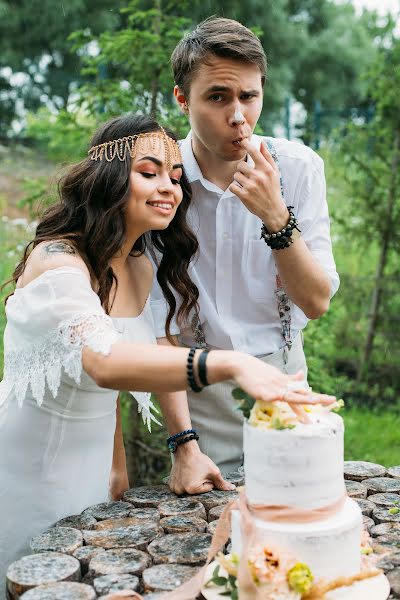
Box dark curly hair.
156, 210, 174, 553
8, 114, 199, 343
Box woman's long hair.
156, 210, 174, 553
8, 114, 199, 343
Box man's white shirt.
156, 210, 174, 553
150, 131, 339, 356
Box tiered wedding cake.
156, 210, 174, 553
231, 409, 363, 581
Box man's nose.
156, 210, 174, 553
229, 108, 245, 127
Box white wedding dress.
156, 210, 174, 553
0, 267, 159, 592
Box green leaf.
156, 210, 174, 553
388, 507, 400, 514
232, 387, 247, 400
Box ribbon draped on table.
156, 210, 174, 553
123, 489, 347, 600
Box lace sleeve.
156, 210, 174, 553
3, 312, 120, 409
1, 267, 121, 413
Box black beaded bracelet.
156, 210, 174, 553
187, 347, 202, 393
169, 433, 200, 453
260, 206, 301, 250
197, 350, 210, 387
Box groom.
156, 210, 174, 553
151, 17, 339, 493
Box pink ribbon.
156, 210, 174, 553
119, 491, 346, 600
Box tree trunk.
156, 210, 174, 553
357, 128, 400, 380
150, 77, 159, 118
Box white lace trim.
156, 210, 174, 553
130, 391, 162, 432
1, 313, 119, 410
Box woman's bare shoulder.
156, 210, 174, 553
17, 240, 91, 288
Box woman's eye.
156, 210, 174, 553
170, 178, 181, 185
141, 172, 156, 178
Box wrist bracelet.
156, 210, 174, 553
167, 429, 197, 444
187, 347, 202, 393
261, 206, 301, 250
197, 350, 210, 387
169, 433, 200, 453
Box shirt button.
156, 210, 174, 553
223, 232, 229, 240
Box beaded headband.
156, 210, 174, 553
88, 127, 182, 172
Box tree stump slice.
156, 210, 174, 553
377, 552, 400, 572
94, 517, 157, 532
189, 489, 239, 512
123, 485, 176, 508
208, 505, 226, 522
388, 467, 400, 480
224, 471, 245, 487
158, 498, 206, 520
83, 522, 161, 550
129, 508, 160, 522
97, 592, 142, 600
208, 520, 221, 536
73, 546, 106, 574
371, 522, 400, 537
20, 582, 96, 599
344, 461, 386, 481
84, 502, 134, 521
387, 567, 400, 597
363, 477, 400, 495
375, 533, 400, 545
93, 573, 140, 595
30, 527, 83, 555
142, 563, 198, 592
345, 480, 368, 499
372, 506, 400, 524
6, 552, 81, 599
160, 515, 208, 534
88, 548, 151, 578
53, 513, 97, 530
355, 498, 376, 516
369, 493, 400, 507
362, 515, 375, 532
148, 533, 211, 565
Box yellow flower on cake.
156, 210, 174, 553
249, 400, 298, 430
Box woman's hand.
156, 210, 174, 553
109, 468, 130, 501
231, 354, 336, 406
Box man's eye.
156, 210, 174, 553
209, 94, 223, 102
141, 172, 156, 178
242, 94, 256, 100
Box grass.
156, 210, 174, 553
344, 405, 400, 467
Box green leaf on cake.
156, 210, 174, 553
271, 417, 296, 430
232, 388, 255, 419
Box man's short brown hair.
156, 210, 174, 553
171, 17, 267, 98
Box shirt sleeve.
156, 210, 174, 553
1, 267, 120, 409
295, 151, 340, 298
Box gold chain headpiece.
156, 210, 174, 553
88, 127, 182, 172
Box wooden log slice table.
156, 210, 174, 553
4, 461, 400, 599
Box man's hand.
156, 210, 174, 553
229, 138, 288, 233
168, 443, 236, 495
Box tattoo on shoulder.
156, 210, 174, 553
42, 242, 76, 257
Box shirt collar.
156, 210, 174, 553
180, 130, 263, 192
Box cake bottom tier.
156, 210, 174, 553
231, 497, 363, 581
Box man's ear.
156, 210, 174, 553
174, 85, 189, 114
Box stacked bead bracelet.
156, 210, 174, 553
168, 349, 210, 452
186, 348, 210, 393
167, 429, 199, 453
261, 206, 301, 250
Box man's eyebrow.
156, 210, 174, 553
204, 85, 260, 95
137, 157, 183, 170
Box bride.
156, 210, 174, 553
0, 114, 333, 585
